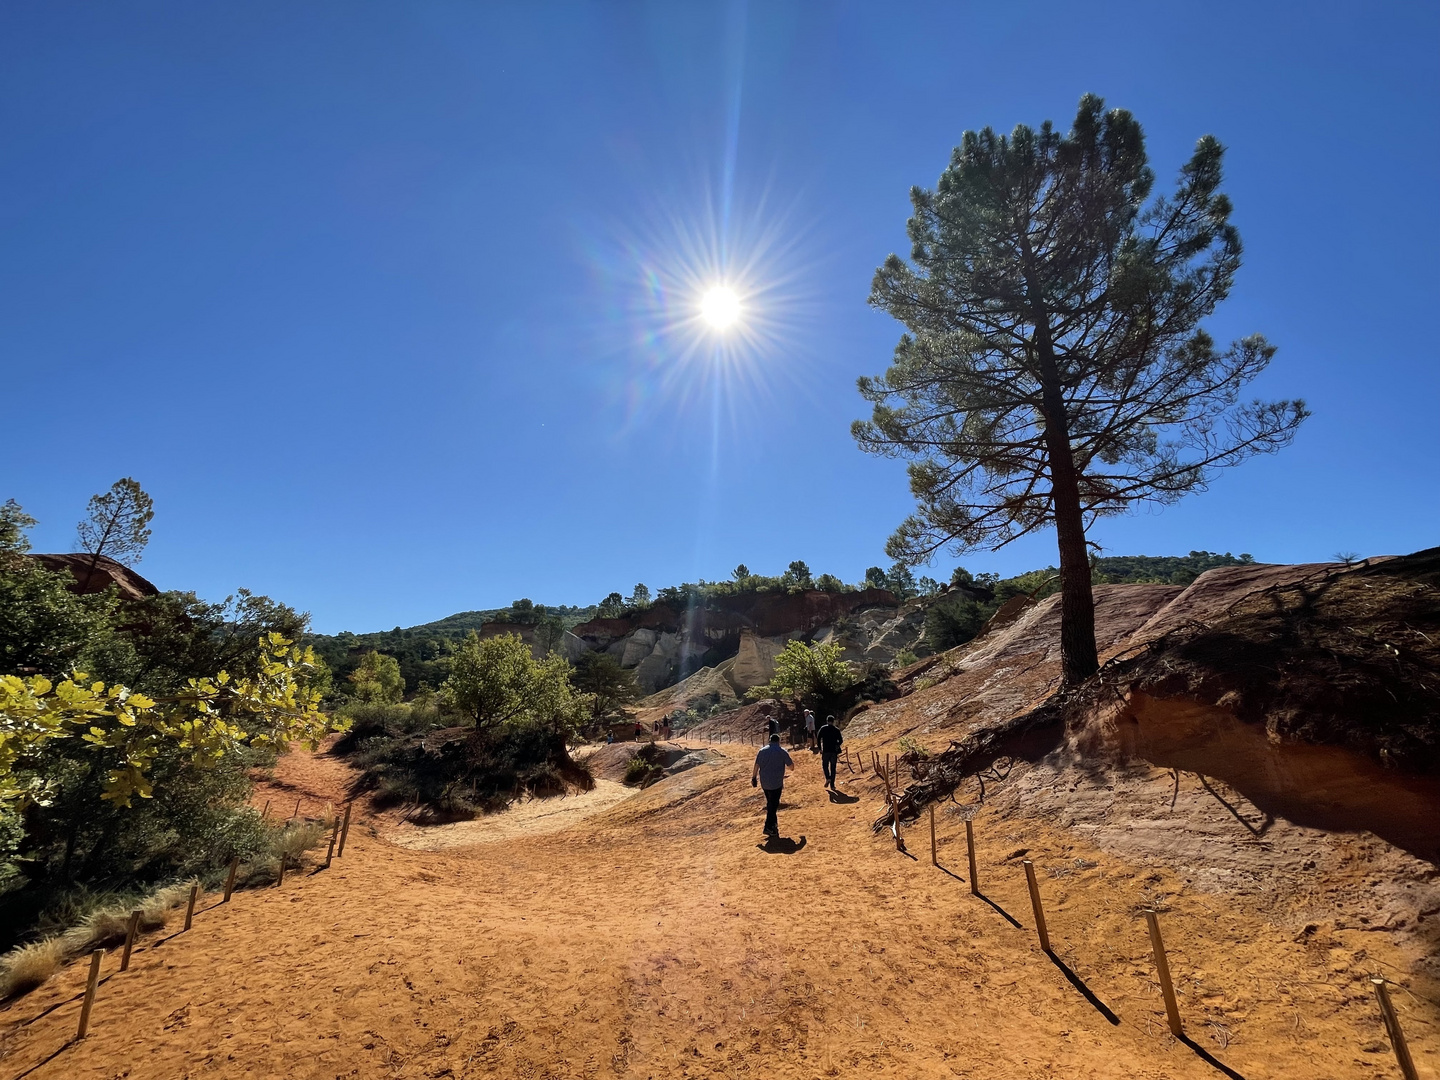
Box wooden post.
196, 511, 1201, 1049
119, 909, 141, 971
337, 800, 353, 857
1023, 860, 1051, 953
292, 796, 302, 820
183, 884, 199, 931
1371, 977, 1418, 1080
223, 856, 239, 903
276, 851, 287, 887
325, 816, 341, 867
1144, 909, 1183, 1037
965, 818, 978, 894
929, 803, 937, 865
76, 949, 104, 1039
261, 799, 271, 821
891, 795, 904, 851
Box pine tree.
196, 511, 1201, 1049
75, 478, 154, 590
856, 95, 1307, 685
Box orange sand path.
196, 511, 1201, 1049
1, 742, 1434, 1079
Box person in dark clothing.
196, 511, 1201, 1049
816, 715, 843, 789
751, 734, 794, 836
762, 704, 780, 740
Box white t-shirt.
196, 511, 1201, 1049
804, 711, 816, 731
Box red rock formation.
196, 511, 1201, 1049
30, 553, 160, 601
570, 588, 898, 646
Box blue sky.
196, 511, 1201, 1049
2, 2, 1436, 634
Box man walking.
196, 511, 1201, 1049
817, 715, 843, 789
762, 703, 780, 742
751, 734, 794, 837
804, 708, 817, 749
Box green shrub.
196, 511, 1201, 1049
623, 756, 651, 785
896, 736, 931, 758
763, 640, 857, 714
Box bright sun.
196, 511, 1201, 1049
700, 286, 741, 329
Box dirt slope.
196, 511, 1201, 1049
3, 556, 1437, 1078
2, 734, 1436, 1079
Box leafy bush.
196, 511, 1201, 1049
892, 649, 919, 669
623, 756, 651, 785
763, 640, 858, 715
896, 735, 931, 758
925, 595, 992, 651
348, 650, 404, 704
0, 500, 342, 952
336, 632, 592, 816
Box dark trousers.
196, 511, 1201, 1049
821, 750, 838, 787
763, 786, 782, 833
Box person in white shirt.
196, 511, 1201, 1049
804, 708, 817, 749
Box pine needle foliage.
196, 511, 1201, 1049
856, 95, 1307, 684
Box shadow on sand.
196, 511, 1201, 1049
1178, 1033, 1249, 1080
1043, 950, 1120, 1025
757, 835, 807, 854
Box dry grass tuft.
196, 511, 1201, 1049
273, 821, 327, 863
0, 937, 68, 1000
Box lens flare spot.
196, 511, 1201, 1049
700, 286, 741, 329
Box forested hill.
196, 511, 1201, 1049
305, 599, 595, 693
306, 551, 1257, 693
1090, 550, 1255, 585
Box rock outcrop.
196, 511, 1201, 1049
30, 553, 160, 601
568, 588, 911, 695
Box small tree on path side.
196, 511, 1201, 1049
855, 94, 1307, 686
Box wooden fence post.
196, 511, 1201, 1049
1022, 860, 1051, 953
337, 800, 353, 857
325, 815, 341, 867
276, 853, 286, 887
1371, 977, 1418, 1080
965, 818, 978, 895
292, 796, 302, 820
1144, 909, 1183, 1037
223, 857, 239, 903
929, 804, 937, 866
261, 799, 271, 821
183, 884, 199, 931
76, 949, 104, 1039
119, 909, 141, 971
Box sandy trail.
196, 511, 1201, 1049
389, 780, 638, 850
1, 741, 1435, 1079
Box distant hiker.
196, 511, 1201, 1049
817, 715, 843, 790
751, 734, 795, 837
763, 704, 780, 740
804, 708, 817, 748
606, 731, 615, 744
634, 722, 644, 742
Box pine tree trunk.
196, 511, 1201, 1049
1050, 468, 1099, 685
1027, 276, 1100, 687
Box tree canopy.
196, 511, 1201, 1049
348, 650, 405, 704
442, 631, 582, 739
856, 94, 1306, 684
76, 478, 154, 588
